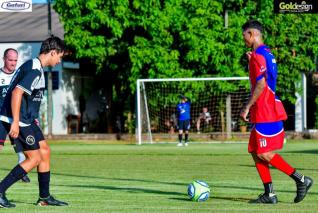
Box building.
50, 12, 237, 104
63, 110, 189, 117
0, 4, 81, 134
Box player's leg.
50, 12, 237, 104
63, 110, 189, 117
255, 121, 313, 203
13, 142, 31, 183
0, 146, 40, 208
184, 120, 190, 146
0, 122, 36, 208
184, 130, 189, 146
250, 152, 277, 204
258, 151, 313, 203
36, 140, 68, 206
33, 123, 68, 206
37, 140, 51, 199
177, 120, 183, 146
248, 128, 277, 204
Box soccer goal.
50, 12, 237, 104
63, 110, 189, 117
136, 77, 249, 144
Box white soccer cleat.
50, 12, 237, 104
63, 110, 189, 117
177, 143, 183, 147
184, 142, 189, 147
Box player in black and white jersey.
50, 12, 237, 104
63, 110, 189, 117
0, 48, 31, 183
0, 36, 68, 208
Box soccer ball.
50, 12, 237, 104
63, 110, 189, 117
187, 180, 210, 202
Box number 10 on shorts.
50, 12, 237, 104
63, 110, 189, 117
259, 138, 267, 148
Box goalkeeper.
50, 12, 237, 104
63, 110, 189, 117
176, 95, 191, 146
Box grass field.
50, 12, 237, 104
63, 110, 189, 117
0, 140, 317, 212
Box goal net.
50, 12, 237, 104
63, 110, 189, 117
136, 77, 250, 144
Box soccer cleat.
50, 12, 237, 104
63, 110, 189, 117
294, 176, 313, 203
0, 193, 16, 208
36, 195, 68, 206
184, 142, 189, 147
21, 175, 31, 183
249, 193, 278, 204
177, 143, 183, 147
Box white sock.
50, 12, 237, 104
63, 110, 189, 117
17, 152, 26, 164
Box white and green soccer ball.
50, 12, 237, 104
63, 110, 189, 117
187, 180, 210, 202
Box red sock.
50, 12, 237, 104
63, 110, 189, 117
269, 154, 295, 175
255, 161, 272, 183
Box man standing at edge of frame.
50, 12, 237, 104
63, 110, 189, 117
240, 20, 313, 204
0, 36, 68, 208
0, 48, 31, 183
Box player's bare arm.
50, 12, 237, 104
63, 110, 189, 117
240, 77, 265, 121
9, 87, 24, 139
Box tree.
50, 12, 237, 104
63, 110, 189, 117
54, 0, 318, 132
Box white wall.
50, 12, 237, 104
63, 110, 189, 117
0, 42, 79, 134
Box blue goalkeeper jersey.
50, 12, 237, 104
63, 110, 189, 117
176, 100, 191, 121
0, 58, 45, 126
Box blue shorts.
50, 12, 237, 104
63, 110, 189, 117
178, 120, 190, 131
2, 121, 44, 151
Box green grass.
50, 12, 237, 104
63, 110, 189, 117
0, 140, 317, 212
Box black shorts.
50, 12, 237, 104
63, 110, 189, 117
3, 122, 44, 152
178, 120, 190, 131
0, 121, 8, 145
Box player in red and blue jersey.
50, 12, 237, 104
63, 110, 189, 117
0, 36, 68, 208
240, 20, 313, 204
176, 95, 191, 146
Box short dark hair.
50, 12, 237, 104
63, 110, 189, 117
3, 48, 18, 58
40, 36, 65, 54
242, 20, 263, 33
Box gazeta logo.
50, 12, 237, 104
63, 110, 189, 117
0, 0, 32, 12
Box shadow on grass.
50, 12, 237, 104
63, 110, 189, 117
169, 197, 191, 201
284, 149, 318, 155
0, 168, 186, 187
213, 195, 293, 204
10, 200, 39, 206
214, 184, 318, 195
170, 195, 283, 204
56, 184, 184, 197
212, 196, 253, 203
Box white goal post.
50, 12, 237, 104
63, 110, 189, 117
136, 77, 249, 145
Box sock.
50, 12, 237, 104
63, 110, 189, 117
178, 134, 182, 143
290, 170, 305, 183
185, 133, 188, 142
264, 182, 274, 195
269, 154, 295, 176
38, 171, 50, 198
255, 161, 272, 183
0, 164, 27, 193
17, 152, 26, 164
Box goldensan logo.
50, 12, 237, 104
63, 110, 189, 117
280, 1, 312, 11
274, 0, 318, 13
0, 0, 32, 12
